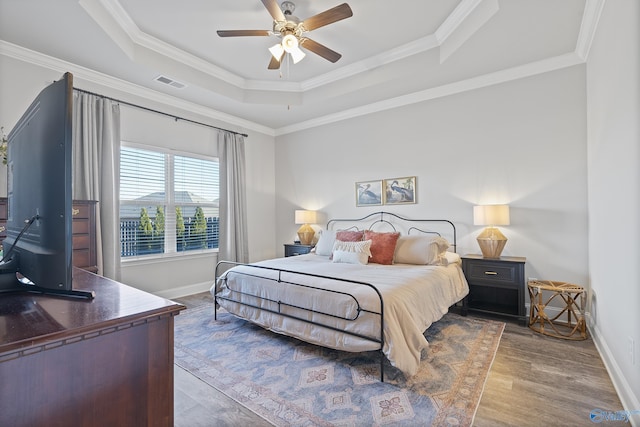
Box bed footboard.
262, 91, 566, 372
214, 260, 387, 381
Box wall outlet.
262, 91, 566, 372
629, 337, 636, 365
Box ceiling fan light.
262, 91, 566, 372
268, 43, 285, 61
281, 34, 299, 52
290, 46, 306, 64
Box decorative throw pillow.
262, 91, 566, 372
430, 236, 451, 255
394, 235, 451, 265
441, 251, 461, 266
314, 229, 336, 256
331, 239, 372, 265
364, 230, 400, 265
335, 230, 364, 242
328, 230, 364, 259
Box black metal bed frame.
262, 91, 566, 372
214, 211, 459, 382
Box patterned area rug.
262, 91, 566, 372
174, 306, 504, 427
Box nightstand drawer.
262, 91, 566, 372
465, 262, 519, 285
284, 243, 313, 257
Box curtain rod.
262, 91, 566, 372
73, 87, 248, 138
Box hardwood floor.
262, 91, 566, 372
174, 293, 625, 426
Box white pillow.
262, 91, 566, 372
394, 235, 451, 265
441, 251, 461, 265
331, 239, 372, 265
314, 229, 336, 256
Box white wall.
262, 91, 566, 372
275, 66, 588, 290
0, 54, 277, 298
586, 0, 640, 417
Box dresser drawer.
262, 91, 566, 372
72, 203, 92, 219
0, 198, 97, 272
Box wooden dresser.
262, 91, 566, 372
0, 267, 185, 427
0, 198, 98, 273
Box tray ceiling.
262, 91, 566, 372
0, 0, 596, 134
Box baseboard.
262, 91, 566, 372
154, 281, 213, 300
586, 313, 640, 427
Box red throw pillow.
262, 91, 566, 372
335, 230, 364, 242
364, 230, 400, 265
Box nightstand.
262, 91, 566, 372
284, 243, 314, 257
461, 254, 526, 323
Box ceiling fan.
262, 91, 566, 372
217, 0, 353, 69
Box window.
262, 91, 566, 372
120, 144, 219, 258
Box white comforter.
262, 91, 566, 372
212, 254, 469, 377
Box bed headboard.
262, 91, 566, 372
326, 211, 457, 253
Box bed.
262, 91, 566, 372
212, 212, 469, 381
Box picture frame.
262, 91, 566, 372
384, 176, 416, 205
355, 180, 383, 206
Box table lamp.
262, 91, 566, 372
294, 210, 318, 245
473, 204, 510, 258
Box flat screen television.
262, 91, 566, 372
0, 72, 94, 299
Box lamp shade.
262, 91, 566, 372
295, 210, 317, 225
473, 204, 510, 226
268, 43, 285, 61
288, 46, 306, 64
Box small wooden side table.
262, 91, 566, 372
528, 280, 587, 340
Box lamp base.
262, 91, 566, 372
297, 224, 315, 246
477, 227, 507, 258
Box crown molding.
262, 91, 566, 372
300, 35, 440, 91
435, 0, 485, 43
79, 0, 250, 90
275, 52, 584, 136
575, 0, 606, 61
305, 0, 495, 91
0, 40, 274, 136
1, 39, 585, 139
438, 0, 499, 63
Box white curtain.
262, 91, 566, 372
72, 92, 121, 280
217, 131, 248, 263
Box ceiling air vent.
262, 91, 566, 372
154, 75, 186, 89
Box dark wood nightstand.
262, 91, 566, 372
461, 254, 526, 323
284, 243, 314, 257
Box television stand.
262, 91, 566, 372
0, 267, 185, 426
16, 283, 95, 299
0, 260, 95, 299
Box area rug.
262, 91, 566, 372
174, 306, 504, 427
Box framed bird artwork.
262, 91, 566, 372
355, 180, 383, 206
384, 176, 416, 205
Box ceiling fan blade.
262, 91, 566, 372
300, 38, 342, 63
302, 3, 353, 31
217, 30, 271, 37
261, 0, 286, 22
268, 51, 285, 69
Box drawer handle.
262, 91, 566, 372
484, 271, 498, 275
